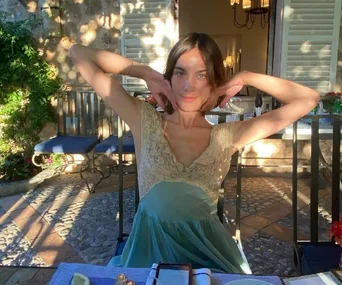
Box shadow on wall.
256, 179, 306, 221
0, 0, 121, 84
1, 0, 175, 86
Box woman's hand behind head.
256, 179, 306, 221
216, 72, 246, 108
144, 68, 178, 110
199, 72, 245, 113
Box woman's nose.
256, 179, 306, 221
184, 76, 196, 92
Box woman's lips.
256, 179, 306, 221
181, 96, 197, 102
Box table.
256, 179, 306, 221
48, 262, 284, 285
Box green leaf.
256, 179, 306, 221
0, 17, 60, 181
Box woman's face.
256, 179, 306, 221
171, 48, 215, 112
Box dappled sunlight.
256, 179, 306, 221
282, 2, 339, 94
309, 66, 324, 80
61, 154, 86, 172
318, 45, 332, 58
27, 1, 37, 13
2, 0, 122, 83
318, 204, 332, 223
244, 141, 276, 166
0, 176, 88, 266
299, 41, 311, 54
80, 20, 98, 45
291, 66, 303, 79
95, 14, 120, 30
316, 81, 331, 92
0, 0, 175, 83
296, 191, 310, 207
81, 29, 97, 45
119, 1, 176, 86
121, 2, 165, 15
283, 5, 294, 19
289, 42, 331, 81
263, 178, 287, 196
68, 70, 77, 80
121, 3, 137, 15
281, 194, 292, 206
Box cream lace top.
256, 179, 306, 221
138, 102, 236, 202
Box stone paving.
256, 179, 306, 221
0, 222, 45, 266
278, 193, 332, 241
0, 171, 334, 277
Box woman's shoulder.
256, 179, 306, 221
142, 101, 161, 117
141, 101, 162, 129
213, 121, 239, 146
215, 121, 238, 133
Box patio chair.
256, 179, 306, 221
91, 110, 138, 197
32, 87, 101, 193
90, 89, 148, 197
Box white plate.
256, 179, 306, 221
224, 279, 274, 285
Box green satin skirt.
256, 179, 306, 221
107, 181, 250, 273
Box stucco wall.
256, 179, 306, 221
0, 0, 120, 85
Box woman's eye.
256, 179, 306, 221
174, 71, 184, 76
197, 74, 207, 79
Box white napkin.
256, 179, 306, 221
145, 263, 211, 285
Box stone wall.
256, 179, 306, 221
0, 0, 121, 142
0, 0, 120, 85
240, 138, 341, 176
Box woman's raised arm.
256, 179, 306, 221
222, 71, 320, 150
70, 44, 172, 136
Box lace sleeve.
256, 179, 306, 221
141, 102, 162, 145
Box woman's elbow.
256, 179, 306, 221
310, 90, 320, 106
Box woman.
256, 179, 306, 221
70, 33, 319, 273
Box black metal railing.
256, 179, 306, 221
231, 113, 341, 273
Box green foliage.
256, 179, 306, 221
322, 96, 341, 114
0, 153, 33, 181
45, 154, 64, 169
0, 17, 61, 180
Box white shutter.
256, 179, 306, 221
280, 0, 341, 94
120, 0, 177, 92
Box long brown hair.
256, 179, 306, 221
162, 33, 227, 114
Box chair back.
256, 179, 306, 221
56, 85, 102, 137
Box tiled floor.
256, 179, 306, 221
223, 176, 331, 242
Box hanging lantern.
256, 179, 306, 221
242, 0, 251, 9
231, 0, 271, 29
261, 0, 270, 7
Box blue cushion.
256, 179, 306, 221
300, 243, 342, 274
34, 135, 99, 154
94, 135, 135, 154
